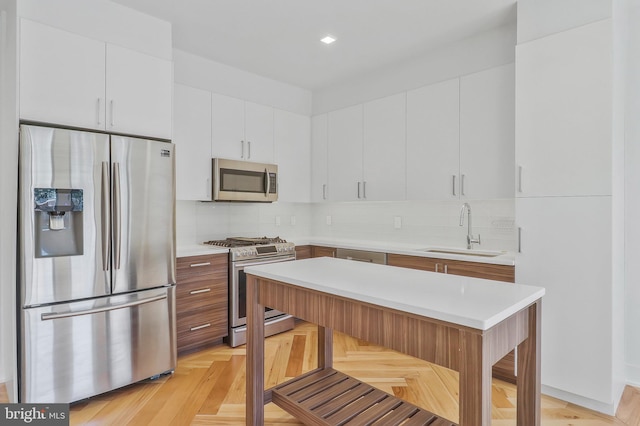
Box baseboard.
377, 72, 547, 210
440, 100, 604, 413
626, 363, 640, 388
541, 384, 616, 415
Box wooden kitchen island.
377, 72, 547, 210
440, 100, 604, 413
245, 257, 545, 426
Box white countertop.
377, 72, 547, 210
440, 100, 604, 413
292, 237, 516, 266
176, 244, 229, 257
245, 257, 544, 330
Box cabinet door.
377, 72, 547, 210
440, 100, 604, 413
19, 19, 105, 130
515, 20, 612, 197
212, 93, 245, 160
244, 101, 274, 163
174, 84, 212, 201
311, 114, 329, 202
387, 254, 438, 272
516, 196, 612, 402
460, 63, 515, 199
106, 44, 172, 139
327, 105, 363, 201
406, 79, 460, 200
363, 93, 406, 201
274, 109, 310, 202
311, 246, 336, 258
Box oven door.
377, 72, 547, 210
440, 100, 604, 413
230, 256, 295, 328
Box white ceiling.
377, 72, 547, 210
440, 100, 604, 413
112, 0, 516, 91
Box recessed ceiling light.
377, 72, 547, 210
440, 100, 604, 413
320, 35, 336, 45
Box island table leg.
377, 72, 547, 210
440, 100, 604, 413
459, 331, 492, 426
246, 275, 265, 425
318, 326, 333, 369
517, 300, 542, 426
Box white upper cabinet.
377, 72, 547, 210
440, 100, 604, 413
211, 94, 274, 163
174, 84, 212, 201
105, 44, 172, 139
244, 101, 274, 163
460, 63, 515, 199
515, 20, 612, 197
310, 114, 328, 202
19, 19, 105, 131
274, 110, 311, 202
363, 93, 406, 201
211, 93, 245, 160
19, 19, 172, 139
327, 105, 364, 201
406, 78, 460, 200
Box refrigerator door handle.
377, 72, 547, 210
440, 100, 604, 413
101, 162, 110, 273
40, 294, 167, 321
113, 162, 122, 270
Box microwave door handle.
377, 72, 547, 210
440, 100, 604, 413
265, 168, 270, 197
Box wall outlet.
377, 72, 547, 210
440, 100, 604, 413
394, 216, 402, 229
275, 216, 281, 226
326, 215, 332, 226
291, 216, 296, 226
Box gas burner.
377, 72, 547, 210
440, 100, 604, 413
203, 236, 287, 248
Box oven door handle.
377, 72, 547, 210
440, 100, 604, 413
234, 256, 296, 269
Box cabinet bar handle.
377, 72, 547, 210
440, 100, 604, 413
444, 264, 448, 274
189, 288, 211, 295
96, 98, 102, 125
241, 140, 245, 158
461, 174, 466, 196
435, 263, 439, 273
363, 181, 367, 199
322, 184, 327, 200
518, 227, 522, 253
452, 175, 457, 196
190, 323, 211, 331
518, 166, 523, 193
190, 262, 211, 267
248, 141, 251, 159
357, 182, 361, 199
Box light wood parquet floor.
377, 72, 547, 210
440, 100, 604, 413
2, 321, 640, 425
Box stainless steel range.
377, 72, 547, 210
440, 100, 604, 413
204, 237, 296, 347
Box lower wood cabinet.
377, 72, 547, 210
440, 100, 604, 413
311, 245, 336, 258
387, 253, 515, 282
387, 252, 516, 383
176, 253, 228, 354
295, 245, 312, 260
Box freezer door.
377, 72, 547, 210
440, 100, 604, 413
20, 286, 177, 403
110, 136, 176, 293
19, 125, 111, 306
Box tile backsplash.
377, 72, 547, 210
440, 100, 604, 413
176, 199, 516, 251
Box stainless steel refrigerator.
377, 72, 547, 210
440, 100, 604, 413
18, 124, 177, 403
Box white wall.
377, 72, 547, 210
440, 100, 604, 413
517, 0, 612, 44
623, 0, 640, 386
173, 49, 312, 116
0, 0, 18, 402
16, 0, 171, 59
312, 23, 515, 114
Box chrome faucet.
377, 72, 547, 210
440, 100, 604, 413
459, 203, 481, 249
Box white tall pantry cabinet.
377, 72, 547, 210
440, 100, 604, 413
515, 19, 619, 409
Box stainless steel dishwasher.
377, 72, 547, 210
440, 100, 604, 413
335, 248, 387, 265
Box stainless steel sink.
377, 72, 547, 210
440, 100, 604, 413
420, 248, 505, 258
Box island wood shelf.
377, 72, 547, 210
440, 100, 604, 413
245, 258, 543, 426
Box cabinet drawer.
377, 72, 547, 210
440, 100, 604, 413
177, 254, 227, 278
295, 245, 312, 260
177, 306, 228, 350
311, 246, 336, 258
176, 277, 227, 311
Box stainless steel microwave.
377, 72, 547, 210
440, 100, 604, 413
212, 158, 278, 202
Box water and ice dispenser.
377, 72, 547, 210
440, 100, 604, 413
33, 188, 84, 257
